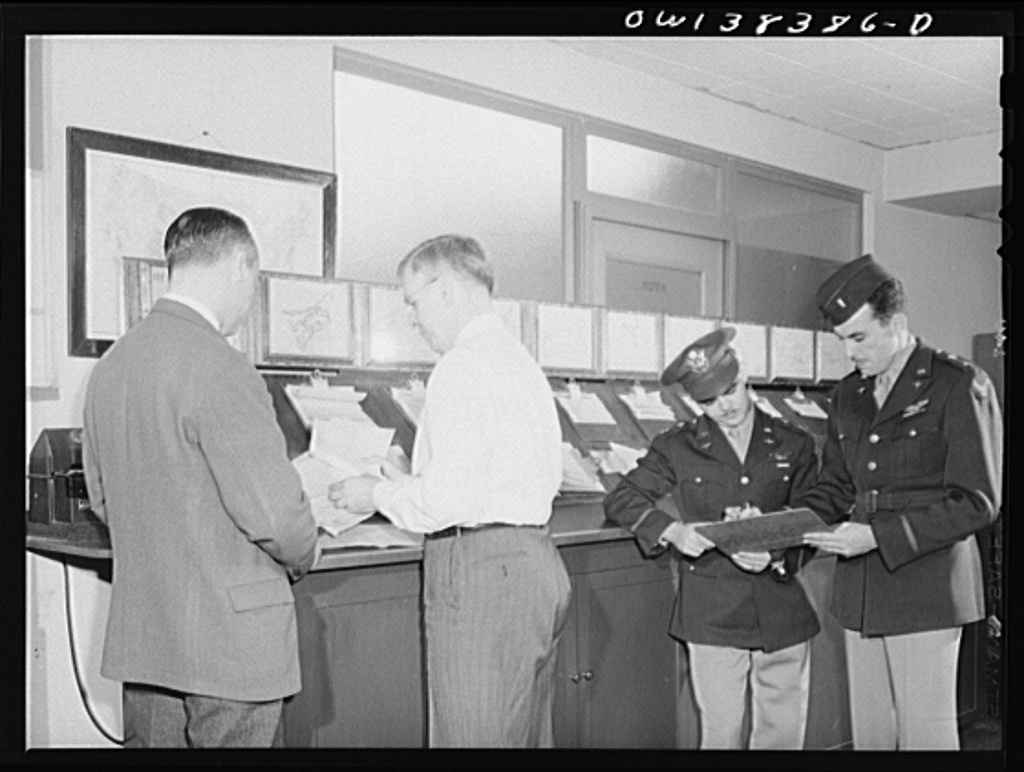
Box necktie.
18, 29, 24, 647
873, 373, 891, 408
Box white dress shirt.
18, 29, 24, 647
373, 311, 562, 533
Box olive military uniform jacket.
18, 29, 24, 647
795, 339, 1002, 636
604, 407, 820, 653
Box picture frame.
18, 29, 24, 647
67, 126, 337, 357
122, 255, 256, 360
260, 273, 355, 366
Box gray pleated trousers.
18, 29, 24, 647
422, 525, 572, 747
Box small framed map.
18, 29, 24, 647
262, 274, 354, 365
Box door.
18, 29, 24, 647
590, 219, 725, 317
576, 565, 677, 747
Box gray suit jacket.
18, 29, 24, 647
83, 298, 318, 701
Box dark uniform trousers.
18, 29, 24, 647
605, 406, 821, 749
796, 341, 1002, 750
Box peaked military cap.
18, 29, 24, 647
816, 254, 895, 326
661, 326, 739, 402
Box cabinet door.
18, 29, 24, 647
574, 560, 677, 747
283, 563, 426, 747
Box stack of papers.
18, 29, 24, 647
750, 388, 783, 419
292, 452, 376, 537
619, 389, 676, 422
284, 383, 366, 428
309, 417, 396, 477
560, 443, 605, 493
589, 442, 647, 475
555, 390, 617, 426
784, 397, 828, 420
320, 521, 424, 550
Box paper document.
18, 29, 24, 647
309, 418, 396, 476
292, 453, 377, 536
560, 443, 605, 492
320, 521, 424, 550
619, 389, 676, 422
590, 442, 647, 475
750, 389, 783, 419
784, 397, 828, 420
390, 381, 427, 426
694, 507, 832, 553
284, 383, 366, 428
555, 391, 617, 426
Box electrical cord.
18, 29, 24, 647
62, 557, 125, 746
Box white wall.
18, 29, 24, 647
25, 36, 1002, 747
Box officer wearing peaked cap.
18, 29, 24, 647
605, 326, 820, 749
793, 254, 1003, 750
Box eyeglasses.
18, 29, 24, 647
403, 277, 439, 310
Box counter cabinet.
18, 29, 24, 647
280, 529, 681, 748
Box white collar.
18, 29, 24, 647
161, 292, 222, 333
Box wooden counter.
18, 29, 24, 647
26, 493, 625, 568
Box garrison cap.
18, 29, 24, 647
661, 327, 739, 402
815, 254, 894, 326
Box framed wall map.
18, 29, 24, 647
67, 126, 337, 357
261, 274, 354, 366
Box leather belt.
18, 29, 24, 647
425, 523, 545, 541
857, 490, 947, 514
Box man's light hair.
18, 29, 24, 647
398, 234, 495, 295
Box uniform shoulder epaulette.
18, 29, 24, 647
934, 348, 993, 398
933, 348, 974, 372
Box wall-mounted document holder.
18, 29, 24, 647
612, 380, 678, 443
536, 303, 595, 373
730, 322, 769, 381
663, 315, 717, 370
604, 310, 660, 377
769, 326, 815, 383
815, 329, 853, 382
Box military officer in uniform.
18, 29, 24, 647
604, 327, 820, 750
796, 255, 1002, 750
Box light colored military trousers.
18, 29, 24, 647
686, 640, 810, 749
844, 627, 962, 750
422, 525, 572, 747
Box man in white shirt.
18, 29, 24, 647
329, 234, 571, 747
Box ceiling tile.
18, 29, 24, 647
794, 84, 920, 123
545, 37, 1001, 152
905, 119, 983, 144
832, 122, 908, 150
743, 66, 845, 99
874, 109, 951, 132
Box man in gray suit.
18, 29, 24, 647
83, 207, 319, 747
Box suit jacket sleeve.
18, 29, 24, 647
873, 367, 1002, 571
604, 432, 679, 557
192, 358, 319, 579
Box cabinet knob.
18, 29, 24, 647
583, 670, 594, 681
570, 673, 581, 684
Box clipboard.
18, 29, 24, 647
694, 507, 831, 553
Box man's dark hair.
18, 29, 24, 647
164, 207, 255, 277
866, 277, 907, 325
